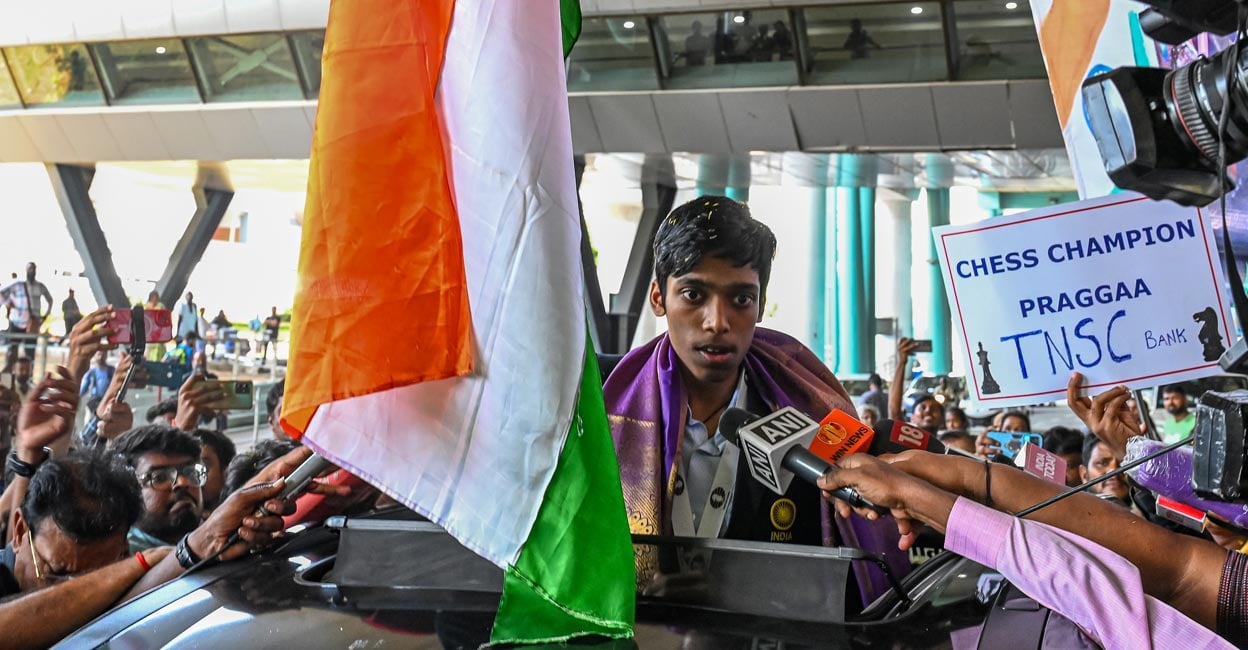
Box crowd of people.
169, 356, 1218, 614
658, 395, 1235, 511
0, 194, 1245, 648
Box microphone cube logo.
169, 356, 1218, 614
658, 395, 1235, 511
741, 438, 782, 493
738, 407, 819, 495
891, 423, 930, 450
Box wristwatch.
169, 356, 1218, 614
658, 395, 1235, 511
175, 533, 207, 569
6, 448, 50, 479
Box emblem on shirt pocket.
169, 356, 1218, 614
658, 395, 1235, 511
770, 497, 796, 532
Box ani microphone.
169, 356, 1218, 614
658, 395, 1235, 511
719, 407, 885, 513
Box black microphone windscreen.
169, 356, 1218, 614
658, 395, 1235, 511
718, 407, 760, 445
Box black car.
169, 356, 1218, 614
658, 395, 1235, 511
58, 507, 1061, 649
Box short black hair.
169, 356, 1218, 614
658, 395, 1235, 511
223, 439, 299, 498
652, 195, 776, 299
1162, 384, 1187, 397
1082, 433, 1109, 466
868, 373, 883, 388
1002, 411, 1031, 431
110, 424, 202, 467
184, 331, 200, 343
21, 451, 141, 542
266, 379, 285, 420
1043, 426, 1083, 456
938, 430, 972, 444
910, 392, 942, 414
945, 406, 967, 422
145, 398, 178, 423
194, 428, 236, 470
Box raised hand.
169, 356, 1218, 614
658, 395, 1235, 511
1067, 372, 1144, 461
66, 307, 118, 382
16, 367, 79, 462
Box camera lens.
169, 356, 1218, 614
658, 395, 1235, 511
1165, 41, 1248, 166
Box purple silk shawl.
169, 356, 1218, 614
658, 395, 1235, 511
604, 327, 912, 604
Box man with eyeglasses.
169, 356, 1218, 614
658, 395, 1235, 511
110, 425, 209, 553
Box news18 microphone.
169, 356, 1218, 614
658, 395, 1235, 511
719, 407, 883, 512
1125, 437, 1248, 528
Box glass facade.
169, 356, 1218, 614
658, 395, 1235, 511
567, 17, 658, 92
5, 43, 105, 107
952, 0, 1047, 80
90, 39, 199, 105
0, 54, 21, 109
187, 34, 303, 102
0, 5, 1048, 109
802, 3, 947, 85
288, 31, 325, 99
657, 10, 799, 89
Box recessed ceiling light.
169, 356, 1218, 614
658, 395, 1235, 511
910, 6, 924, 14
733, 15, 746, 24
155, 46, 167, 54
622, 20, 635, 29
1005, 1, 1018, 8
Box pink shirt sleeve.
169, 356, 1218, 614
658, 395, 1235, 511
944, 497, 1233, 650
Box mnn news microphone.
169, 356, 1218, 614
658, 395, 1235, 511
1126, 437, 1248, 528
720, 407, 884, 512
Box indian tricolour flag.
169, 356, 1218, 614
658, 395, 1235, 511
279, 0, 635, 642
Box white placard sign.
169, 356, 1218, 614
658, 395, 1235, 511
934, 193, 1234, 409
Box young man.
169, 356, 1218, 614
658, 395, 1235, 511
0, 263, 52, 371
604, 196, 908, 601
192, 429, 236, 513
110, 425, 207, 553
1161, 385, 1196, 444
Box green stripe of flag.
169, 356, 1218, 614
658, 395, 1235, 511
561, 0, 582, 58
490, 343, 636, 644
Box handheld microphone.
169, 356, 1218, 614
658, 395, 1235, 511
1014, 443, 1068, 486
1125, 437, 1248, 528
867, 419, 948, 455
185, 453, 339, 576
720, 407, 886, 513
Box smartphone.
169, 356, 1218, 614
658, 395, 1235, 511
107, 308, 173, 344
144, 361, 189, 390
986, 431, 1044, 459
205, 380, 254, 410
911, 339, 934, 353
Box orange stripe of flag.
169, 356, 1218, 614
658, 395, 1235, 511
281, 0, 472, 437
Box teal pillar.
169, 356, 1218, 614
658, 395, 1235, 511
926, 193, 953, 374
858, 186, 877, 371
831, 154, 877, 375
696, 155, 729, 197
726, 156, 751, 202
786, 153, 831, 358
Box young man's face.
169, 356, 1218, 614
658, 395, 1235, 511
12, 512, 127, 592
133, 451, 203, 543
910, 398, 943, 431
1163, 391, 1188, 416
650, 256, 763, 389
1081, 442, 1129, 501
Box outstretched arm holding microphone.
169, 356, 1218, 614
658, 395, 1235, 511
818, 453, 1234, 649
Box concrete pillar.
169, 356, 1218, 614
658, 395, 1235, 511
924, 153, 955, 375
47, 164, 127, 308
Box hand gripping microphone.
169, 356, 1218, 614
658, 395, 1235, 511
719, 407, 885, 513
